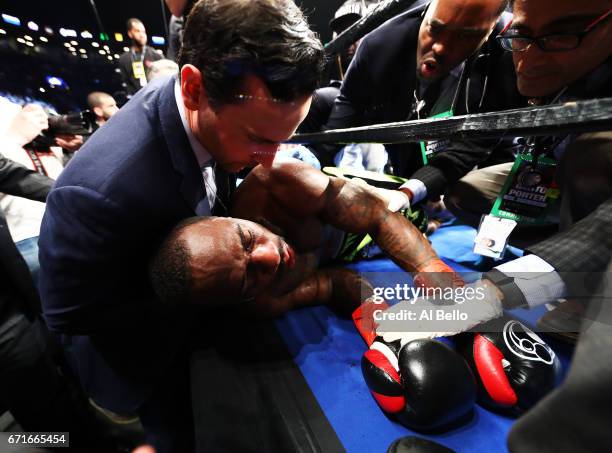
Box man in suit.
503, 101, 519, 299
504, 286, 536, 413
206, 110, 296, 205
38, 1, 324, 451
117, 18, 164, 98
315, 0, 521, 201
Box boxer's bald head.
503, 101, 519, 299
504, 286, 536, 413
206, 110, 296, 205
506, 0, 612, 97
150, 217, 294, 305
416, 0, 507, 81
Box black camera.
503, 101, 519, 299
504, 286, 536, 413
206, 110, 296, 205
27, 110, 97, 149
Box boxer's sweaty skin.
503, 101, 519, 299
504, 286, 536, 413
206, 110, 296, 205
231, 160, 442, 314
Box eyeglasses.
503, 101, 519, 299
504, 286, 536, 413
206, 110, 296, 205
497, 9, 612, 52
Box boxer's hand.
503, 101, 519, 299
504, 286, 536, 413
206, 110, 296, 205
6, 104, 48, 146
377, 280, 504, 346
55, 134, 84, 152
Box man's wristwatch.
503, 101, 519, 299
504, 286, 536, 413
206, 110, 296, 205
483, 269, 528, 309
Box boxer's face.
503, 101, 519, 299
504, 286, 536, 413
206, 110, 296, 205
181, 66, 312, 173
510, 0, 612, 97
416, 0, 502, 81
186, 218, 296, 302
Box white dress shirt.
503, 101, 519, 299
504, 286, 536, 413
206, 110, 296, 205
174, 80, 217, 215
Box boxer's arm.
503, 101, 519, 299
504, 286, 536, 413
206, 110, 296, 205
263, 160, 440, 273
242, 268, 372, 318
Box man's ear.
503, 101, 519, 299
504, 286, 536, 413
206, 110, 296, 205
93, 106, 103, 118
181, 64, 207, 111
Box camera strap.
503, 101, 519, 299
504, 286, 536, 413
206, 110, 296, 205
25, 148, 49, 177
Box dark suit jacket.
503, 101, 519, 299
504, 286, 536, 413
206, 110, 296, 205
320, 4, 522, 196
38, 75, 231, 413
0, 155, 52, 320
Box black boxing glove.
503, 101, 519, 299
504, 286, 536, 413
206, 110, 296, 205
361, 337, 476, 430
458, 319, 561, 414
387, 436, 456, 453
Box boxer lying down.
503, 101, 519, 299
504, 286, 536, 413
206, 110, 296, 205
149, 158, 461, 315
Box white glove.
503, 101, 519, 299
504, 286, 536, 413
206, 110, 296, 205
376, 280, 504, 346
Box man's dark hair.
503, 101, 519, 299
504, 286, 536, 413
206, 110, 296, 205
178, 0, 325, 108
149, 217, 202, 305
126, 18, 143, 32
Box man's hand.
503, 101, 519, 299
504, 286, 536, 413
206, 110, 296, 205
55, 134, 84, 152
5, 104, 48, 146
377, 279, 504, 346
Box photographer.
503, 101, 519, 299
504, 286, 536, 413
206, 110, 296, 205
0, 99, 65, 279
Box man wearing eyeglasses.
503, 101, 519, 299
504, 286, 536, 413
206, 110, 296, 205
444, 0, 611, 280
391, 2, 612, 449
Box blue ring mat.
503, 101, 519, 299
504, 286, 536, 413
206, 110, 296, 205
275, 221, 572, 452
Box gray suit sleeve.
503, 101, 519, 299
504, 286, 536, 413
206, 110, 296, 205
527, 196, 612, 274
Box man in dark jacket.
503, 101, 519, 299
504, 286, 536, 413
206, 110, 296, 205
117, 18, 164, 98
0, 156, 102, 445
317, 0, 521, 207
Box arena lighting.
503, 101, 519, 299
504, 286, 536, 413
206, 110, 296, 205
103, 44, 109, 50
81, 30, 93, 39
81, 54, 88, 58
27, 21, 38, 31
123, 46, 129, 52
24, 35, 32, 41
113, 53, 119, 59
39, 87, 45, 93
99, 32, 109, 41
0, 28, 6, 34
25, 41, 33, 47
40, 36, 48, 42
107, 56, 113, 61
16, 37, 25, 44
63, 42, 71, 47
70, 40, 77, 45
44, 26, 53, 35
92, 41, 99, 47
2, 14, 21, 27
79, 48, 85, 53
151, 36, 165, 45
114, 32, 123, 42
98, 49, 105, 55
60, 28, 77, 38
46, 76, 65, 87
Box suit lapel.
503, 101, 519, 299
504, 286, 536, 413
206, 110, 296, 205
157, 76, 206, 215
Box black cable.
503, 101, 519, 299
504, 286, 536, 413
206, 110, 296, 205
87, 0, 106, 37
160, 0, 169, 38
324, 0, 422, 57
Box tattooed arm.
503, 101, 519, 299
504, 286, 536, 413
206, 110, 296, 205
261, 159, 441, 274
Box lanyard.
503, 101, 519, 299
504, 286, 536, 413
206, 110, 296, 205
131, 46, 147, 63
